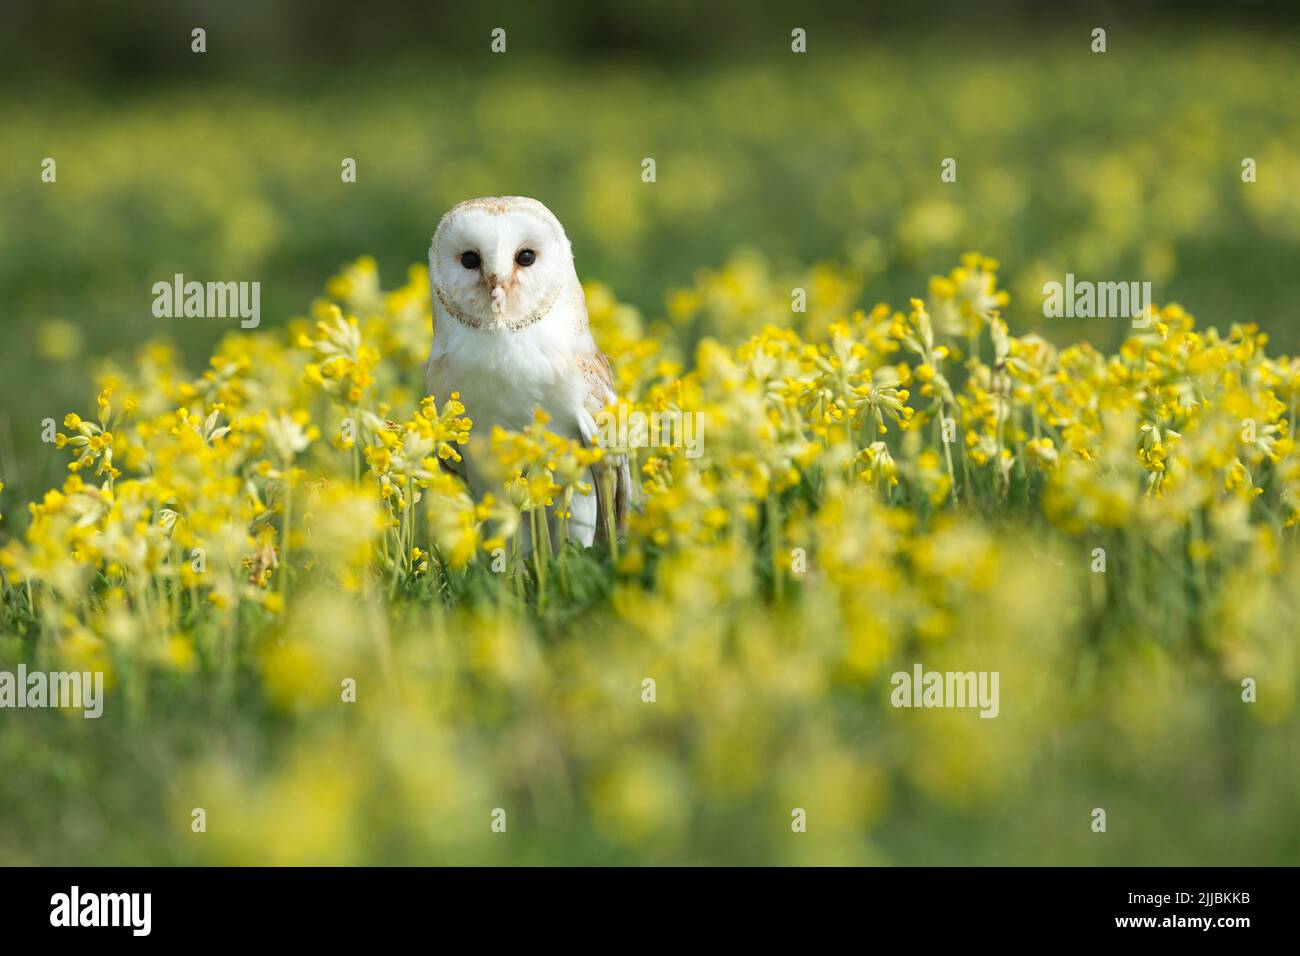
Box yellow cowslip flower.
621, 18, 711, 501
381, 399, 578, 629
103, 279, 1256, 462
4, 238, 1299, 830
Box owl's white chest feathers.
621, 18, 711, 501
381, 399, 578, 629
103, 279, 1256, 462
427, 306, 590, 443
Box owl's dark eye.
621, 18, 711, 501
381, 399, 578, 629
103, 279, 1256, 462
460, 251, 481, 269
515, 249, 536, 267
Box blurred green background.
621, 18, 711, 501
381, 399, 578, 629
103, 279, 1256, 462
2, 2, 1300, 866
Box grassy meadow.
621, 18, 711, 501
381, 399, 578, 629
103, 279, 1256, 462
1, 26, 1299, 864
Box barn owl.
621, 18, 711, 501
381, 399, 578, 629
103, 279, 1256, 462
425, 196, 632, 549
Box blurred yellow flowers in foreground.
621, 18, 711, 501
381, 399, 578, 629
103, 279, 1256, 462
1, 251, 1298, 865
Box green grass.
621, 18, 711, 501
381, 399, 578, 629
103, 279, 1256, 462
2, 28, 1300, 865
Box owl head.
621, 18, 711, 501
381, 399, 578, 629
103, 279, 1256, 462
429, 196, 574, 331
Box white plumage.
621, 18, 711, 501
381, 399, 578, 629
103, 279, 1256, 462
425, 196, 630, 548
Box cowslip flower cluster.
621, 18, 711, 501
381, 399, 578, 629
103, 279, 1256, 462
0, 251, 1289, 723
0, 250, 1296, 868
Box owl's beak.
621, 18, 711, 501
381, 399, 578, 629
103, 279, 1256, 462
486, 274, 509, 313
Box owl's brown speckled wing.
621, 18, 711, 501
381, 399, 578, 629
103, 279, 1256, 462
578, 351, 615, 419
